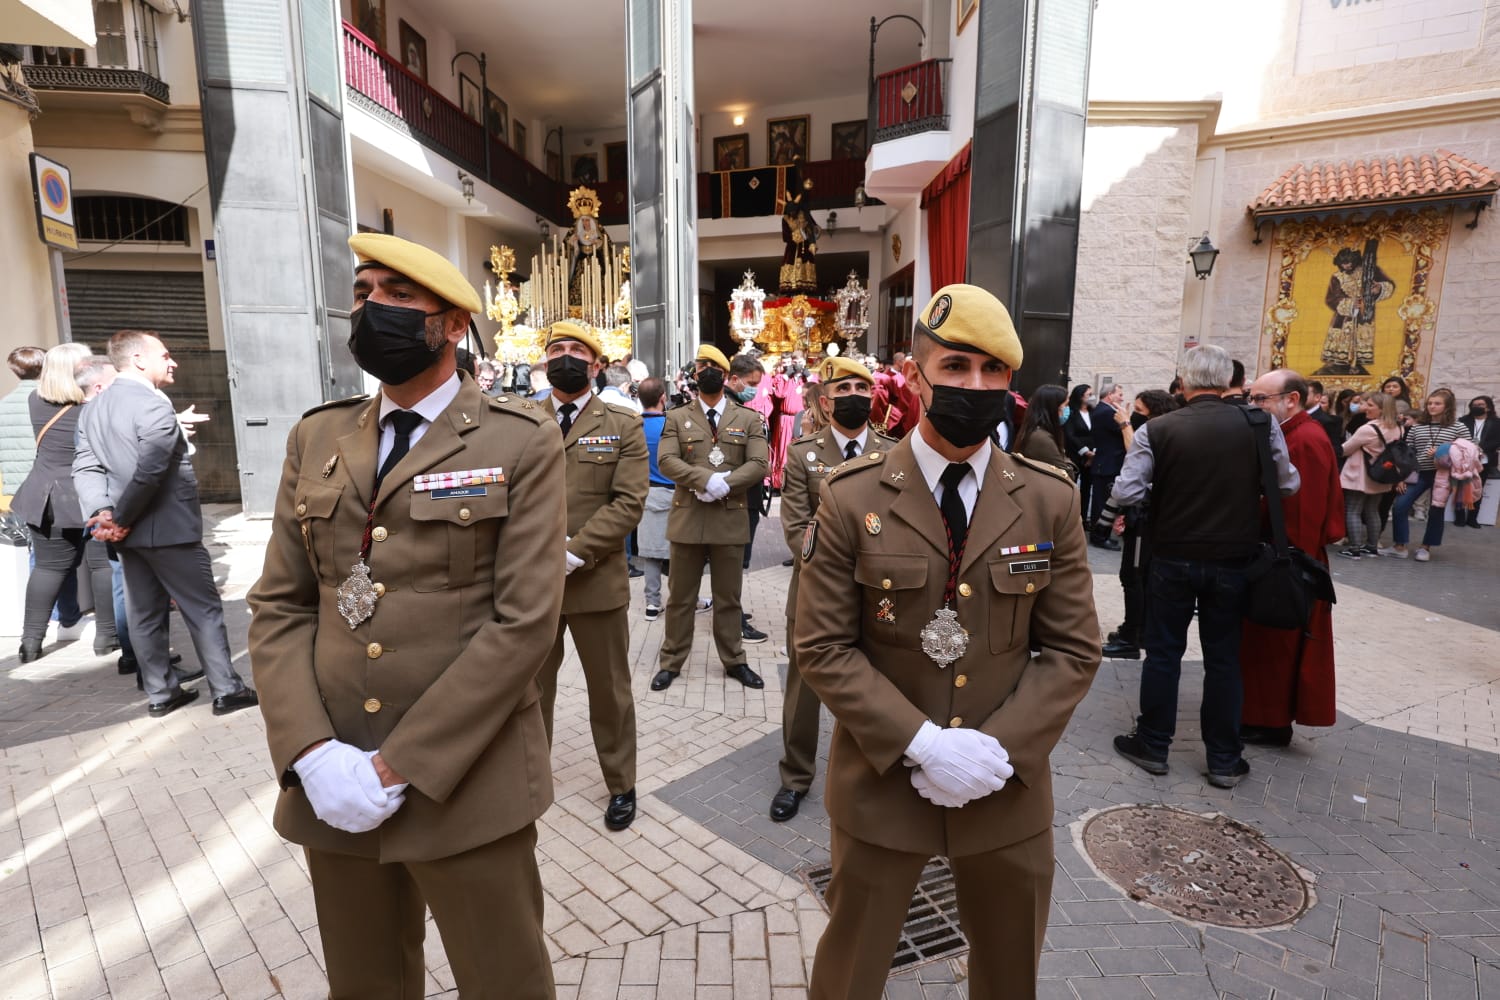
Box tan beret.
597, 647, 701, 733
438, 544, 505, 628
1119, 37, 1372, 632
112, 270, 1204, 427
695, 344, 731, 371
818, 355, 874, 385
916, 283, 1023, 370
544, 320, 603, 359
348, 233, 482, 315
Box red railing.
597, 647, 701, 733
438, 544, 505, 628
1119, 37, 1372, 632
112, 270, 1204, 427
873, 58, 950, 142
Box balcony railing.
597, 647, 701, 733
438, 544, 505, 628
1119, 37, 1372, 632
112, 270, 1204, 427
20, 63, 170, 106
871, 58, 950, 143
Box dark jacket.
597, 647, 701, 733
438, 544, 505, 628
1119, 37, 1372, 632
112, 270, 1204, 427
1090, 402, 1127, 477
1460, 414, 1500, 476
1062, 408, 1095, 470
1308, 406, 1343, 459
11, 395, 82, 531
1144, 395, 1265, 560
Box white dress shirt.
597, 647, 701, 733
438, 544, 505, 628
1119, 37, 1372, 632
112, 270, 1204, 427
377, 373, 460, 470
699, 395, 728, 426
829, 425, 869, 459
553, 389, 594, 428
909, 427, 991, 522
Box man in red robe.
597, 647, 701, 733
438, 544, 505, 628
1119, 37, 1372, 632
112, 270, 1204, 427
1241, 369, 1345, 746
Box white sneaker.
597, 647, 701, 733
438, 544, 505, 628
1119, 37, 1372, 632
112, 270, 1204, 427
1414, 548, 1431, 562
695, 598, 713, 614
644, 606, 660, 622
1388, 547, 1409, 559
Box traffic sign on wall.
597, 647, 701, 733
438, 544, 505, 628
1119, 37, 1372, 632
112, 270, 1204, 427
30, 153, 77, 251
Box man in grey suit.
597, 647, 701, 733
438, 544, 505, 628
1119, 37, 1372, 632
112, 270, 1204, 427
73, 330, 258, 718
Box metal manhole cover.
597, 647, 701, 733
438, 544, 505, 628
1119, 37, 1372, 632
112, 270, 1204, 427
1080, 805, 1310, 929
802, 858, 967, 973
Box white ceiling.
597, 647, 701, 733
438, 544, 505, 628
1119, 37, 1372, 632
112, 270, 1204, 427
417, 0, 927, 129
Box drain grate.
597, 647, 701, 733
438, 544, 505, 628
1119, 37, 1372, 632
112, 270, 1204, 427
802, 858, 968, 972
1080, 804, 1311, 929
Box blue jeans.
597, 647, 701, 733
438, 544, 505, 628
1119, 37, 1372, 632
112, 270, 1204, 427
1391, 469, 1444, 548
111, 558, 134, 658
1136, 555, 1250, 773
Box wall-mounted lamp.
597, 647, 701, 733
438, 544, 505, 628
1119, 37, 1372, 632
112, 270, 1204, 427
854, 184, 866, 208
825, 210, 838, 235
536, 214, 551, 242
1188, 232, 1220, 280
732, 113, 746, 127
457, 171, 475, 204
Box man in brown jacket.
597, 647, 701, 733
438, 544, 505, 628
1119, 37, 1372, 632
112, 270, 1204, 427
795, 285, 1102, 999
538, 320, 648, 830
771, 354, 896, 822
248, 234, 564, 999
650, 344, 769, 691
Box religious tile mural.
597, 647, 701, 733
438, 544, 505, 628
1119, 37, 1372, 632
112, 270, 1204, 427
1258, 208, 1451, 397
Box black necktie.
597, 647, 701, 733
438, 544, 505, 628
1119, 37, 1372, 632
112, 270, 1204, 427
558, 401, 577, 436
707, 407, 719, 436
845, 439, 859, 461
939, 463, 970, 553
376, 410, 423, 488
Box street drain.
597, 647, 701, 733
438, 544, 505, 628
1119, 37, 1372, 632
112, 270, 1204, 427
1080, 804, 1311, 929
802, 858, 968, 972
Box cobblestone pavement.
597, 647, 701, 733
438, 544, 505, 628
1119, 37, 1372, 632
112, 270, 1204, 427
0, 505, 1495, 998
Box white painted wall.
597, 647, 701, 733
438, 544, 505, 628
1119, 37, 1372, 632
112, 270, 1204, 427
1, 106, 60, 392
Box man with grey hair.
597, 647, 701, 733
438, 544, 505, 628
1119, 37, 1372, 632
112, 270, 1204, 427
598, 363, 641, 413
1109, 345, 1299, 788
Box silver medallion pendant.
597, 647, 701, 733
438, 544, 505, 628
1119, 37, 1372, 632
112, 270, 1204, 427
336, 560, 378, 629
708, 444, 726, 468
920, 605, 969, 669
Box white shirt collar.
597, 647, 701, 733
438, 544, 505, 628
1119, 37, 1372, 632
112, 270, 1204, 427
829, 425, 869, 455
552, 388, 593, 414
379, 372, 460, 427
115, 369, 171, 402
908, 426, 991, 495
699, 395, 727, 420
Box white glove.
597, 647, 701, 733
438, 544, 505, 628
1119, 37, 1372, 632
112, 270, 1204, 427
904, 720, 1014, 802
704, 472, 731, 500
911, 766, 972, 808
564, 536, 585, 575
293, 740, 405, 833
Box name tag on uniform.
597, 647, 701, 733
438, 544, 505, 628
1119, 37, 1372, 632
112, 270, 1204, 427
1009, 559, 1050, 574
724, 428, 747, 438
431, 486, 487, 499
586, 446, 616, 453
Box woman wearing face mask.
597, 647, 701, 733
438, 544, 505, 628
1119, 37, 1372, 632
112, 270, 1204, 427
1460, 395, 1499, 495
1016, 385, 1076, 480
1063, 383, 1096, 519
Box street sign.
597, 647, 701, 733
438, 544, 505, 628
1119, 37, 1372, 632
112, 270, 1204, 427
30, 153, 77, 251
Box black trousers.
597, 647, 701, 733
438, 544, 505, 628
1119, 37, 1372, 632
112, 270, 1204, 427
743, 483, 765, 569
24, 524, 114, 645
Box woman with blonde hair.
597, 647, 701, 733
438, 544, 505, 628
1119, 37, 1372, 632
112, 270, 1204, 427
11, 344, 116, 662
1390, 387, 1472, 561
1338, 392, 1402, 558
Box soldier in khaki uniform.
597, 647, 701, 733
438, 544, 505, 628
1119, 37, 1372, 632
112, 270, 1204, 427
795, 285, 1102, 999
538, 320, 648, 831
770, 355, 896, 822
651, 344, 769, 691
248, 234, 563, 1000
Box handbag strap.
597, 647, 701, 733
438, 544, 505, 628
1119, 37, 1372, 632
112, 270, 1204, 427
35, 404, 74, 448
1241, 407, 1291, 557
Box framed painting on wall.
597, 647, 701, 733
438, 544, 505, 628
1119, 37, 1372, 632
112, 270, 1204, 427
712, 134, 749, 171
353, 0, 385, 49
830, 120, 867, 161
766, 115, 809, 165
398, 20, 427, 81
459, 74, 481, 123
513, 120, 527, 155
572, 153, 599, 184
957, 0, 979, 34
546, 150, 562, 181
605, 141, 628, 181
485, 90, 508, 142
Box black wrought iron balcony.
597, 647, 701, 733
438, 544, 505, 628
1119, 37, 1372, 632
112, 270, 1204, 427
21, 63, 169, 106
870, 58, 951, 143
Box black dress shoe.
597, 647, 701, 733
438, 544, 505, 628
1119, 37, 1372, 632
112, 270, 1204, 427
147, 687, 200, 717
118, 654, 138, 675
628, 568, 645, 578
1101, 639, 1141, 660
1240, 724, 1292, 747
1089, 535, 1121, 551
782, 558, 794, 567
18, 640, 44, 664
604, 789, 636, 831
170, 652, 183, 667
725, 664, 764, 689
212, 689, 259, 716
769, 787, 805, 822
1113, 733, 1168, 775
650, 670, 676, 691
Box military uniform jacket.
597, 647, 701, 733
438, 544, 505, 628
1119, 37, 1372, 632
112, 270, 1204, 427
657, 398, 769, 546
247, 376, 567, 863
544, 394, 649, 614
780, 427, 898, 619
793, 436, 1102, 858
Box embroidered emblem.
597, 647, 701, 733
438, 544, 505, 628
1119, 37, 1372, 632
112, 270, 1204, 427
877, 598, 895, 623
865, 513, 882, 535
321, 455, 338, 478
801, 521, 818, 561
927, 293, 953, 329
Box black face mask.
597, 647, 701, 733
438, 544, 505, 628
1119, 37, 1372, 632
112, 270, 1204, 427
831, 394, 872, 429
546, 354, 592, 394
697, 367, 725, 395
348, 300, 445, 386
1471, 405, 1488, 418
918, 366, 1011, 449
1130, 411, 1148, 430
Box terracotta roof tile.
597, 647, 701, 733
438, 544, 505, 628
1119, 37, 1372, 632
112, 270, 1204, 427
1248, 149, 1498, 218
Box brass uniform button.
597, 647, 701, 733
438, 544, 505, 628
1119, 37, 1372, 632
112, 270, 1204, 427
1026, 582, 1036, 594
295, 502, 307, 516
371, 526, 388, 542
366, 642, 383, 659
881, 579, 892, 590
949, 716, 963, 728
363, 698, 382, 714
954, 674, 968, 688
458, 507, 472, 521
958, 582, 973, 597
372, 582, 386, 597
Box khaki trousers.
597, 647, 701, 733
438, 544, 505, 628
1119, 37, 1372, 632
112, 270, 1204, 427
777, 615, 823, 792
539, 606, 638, 794
809, 825, 1054, 1000
306, 824, 554, 1000
656, 542, 746, 674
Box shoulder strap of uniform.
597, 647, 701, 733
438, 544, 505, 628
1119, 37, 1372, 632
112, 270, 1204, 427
1008, 451, 1073, 484
485, 392, 547, 423
827, 449, 886, 482
301, 394, 369, 419
603, 401, 642, 419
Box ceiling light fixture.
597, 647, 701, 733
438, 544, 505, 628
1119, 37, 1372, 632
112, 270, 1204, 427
732, 114, 746, 127
457, 171, 474, 204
